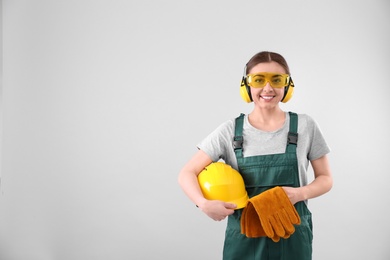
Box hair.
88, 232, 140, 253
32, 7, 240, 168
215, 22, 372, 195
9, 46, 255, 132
245, 51, 290, 75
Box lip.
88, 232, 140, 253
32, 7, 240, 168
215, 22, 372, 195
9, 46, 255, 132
260, 95, 275, 101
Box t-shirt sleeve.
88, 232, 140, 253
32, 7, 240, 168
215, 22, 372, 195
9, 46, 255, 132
305, 115, 331, 161
197, 120, 234, 162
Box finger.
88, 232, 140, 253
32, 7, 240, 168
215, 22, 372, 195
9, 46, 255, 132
277, 211, 295, 234
281, 232, 291, 239
271, 233, 280, 242
260, 217, 274, 238
218, 215, 226, 221
284, 207, 301, 225
224, 202, 237, 209
269, 215, 286, 238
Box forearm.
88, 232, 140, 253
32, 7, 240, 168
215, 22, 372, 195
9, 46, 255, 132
298, 174, 333, 201
178, 169, 207, 207
283, 155, 333, 204
178, 150, 213, 207
299, 155, 333, 202
178, 164, 237, 221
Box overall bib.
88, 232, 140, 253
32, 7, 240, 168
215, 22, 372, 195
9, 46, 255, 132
223, 112, 313, 260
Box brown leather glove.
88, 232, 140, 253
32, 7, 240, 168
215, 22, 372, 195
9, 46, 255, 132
240, 186, 300, 242
254, 186, 300, 242
241, 200, 267, 238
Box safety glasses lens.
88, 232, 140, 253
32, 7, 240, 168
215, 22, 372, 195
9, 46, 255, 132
247, 73, 289, 88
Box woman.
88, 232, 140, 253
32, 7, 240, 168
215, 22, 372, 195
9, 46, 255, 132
178, 51, 333, 260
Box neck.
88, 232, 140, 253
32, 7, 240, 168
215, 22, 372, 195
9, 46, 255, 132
248, 107, 285, 131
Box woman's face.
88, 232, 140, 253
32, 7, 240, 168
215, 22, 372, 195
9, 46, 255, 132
248, 61, 287, 109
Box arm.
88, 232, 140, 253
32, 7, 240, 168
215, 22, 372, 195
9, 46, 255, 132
283, 155, 333, 205
178, 150, 236, 221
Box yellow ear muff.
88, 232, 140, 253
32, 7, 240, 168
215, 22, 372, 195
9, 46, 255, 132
240, 77, 252, 103
281, 78, 295, 103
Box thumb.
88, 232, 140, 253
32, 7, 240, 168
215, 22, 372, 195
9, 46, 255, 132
224, 202, 237, 209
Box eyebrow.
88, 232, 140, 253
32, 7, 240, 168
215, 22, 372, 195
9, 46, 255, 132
251, 73, 283, 77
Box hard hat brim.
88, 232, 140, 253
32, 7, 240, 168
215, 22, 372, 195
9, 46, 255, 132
231, 193, 249, 209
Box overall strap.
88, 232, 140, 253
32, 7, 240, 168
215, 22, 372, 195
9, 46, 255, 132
286, 111, 298, 153
233, 113, 245, 159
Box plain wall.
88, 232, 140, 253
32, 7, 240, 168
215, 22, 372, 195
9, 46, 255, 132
1, 0, 390, 259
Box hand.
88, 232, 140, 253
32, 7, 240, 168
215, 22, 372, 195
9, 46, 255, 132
198, 200, 236, 221
281, 186, 302, 205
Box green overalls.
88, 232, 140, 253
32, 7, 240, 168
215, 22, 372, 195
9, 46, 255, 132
223, 112, 313, 260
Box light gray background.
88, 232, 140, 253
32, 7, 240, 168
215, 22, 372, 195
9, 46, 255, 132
1, 0, 390, 259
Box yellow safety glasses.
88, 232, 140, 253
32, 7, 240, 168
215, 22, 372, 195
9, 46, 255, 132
246, 73, 290, 89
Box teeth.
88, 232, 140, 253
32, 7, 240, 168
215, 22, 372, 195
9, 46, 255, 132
262, 96, 273, 100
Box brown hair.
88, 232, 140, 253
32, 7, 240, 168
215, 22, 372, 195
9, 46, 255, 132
245, 51, 290, 75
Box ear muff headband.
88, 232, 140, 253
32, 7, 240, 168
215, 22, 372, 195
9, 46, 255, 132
239, 66, 295, 103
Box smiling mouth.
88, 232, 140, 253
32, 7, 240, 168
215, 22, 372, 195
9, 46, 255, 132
261, 96, 274, 100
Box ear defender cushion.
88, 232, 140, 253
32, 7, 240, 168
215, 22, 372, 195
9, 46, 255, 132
240, 77, 253, 103
281, 78, 295, 103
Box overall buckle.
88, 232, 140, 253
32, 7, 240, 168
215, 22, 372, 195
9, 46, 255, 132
233, 136, 243, 150
287, 132, 298, 145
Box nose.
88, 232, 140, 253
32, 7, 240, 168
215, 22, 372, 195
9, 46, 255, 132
262, 82, 274, 92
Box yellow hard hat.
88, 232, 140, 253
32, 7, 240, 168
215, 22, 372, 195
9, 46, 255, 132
198, 162, 248, 209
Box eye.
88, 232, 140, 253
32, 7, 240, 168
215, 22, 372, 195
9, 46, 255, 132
271, 76, 283, 84
253, 76, 265, 84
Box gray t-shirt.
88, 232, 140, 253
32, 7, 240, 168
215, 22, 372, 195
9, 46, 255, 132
197, 112, 330, 188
